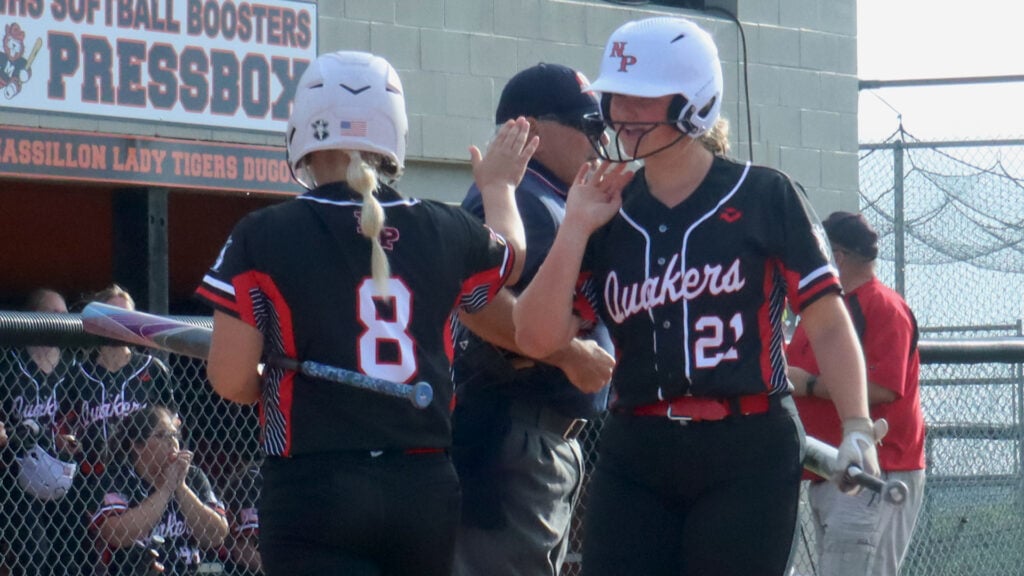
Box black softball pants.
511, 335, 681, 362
582, 398, 803, 576
259, 450, 460, 576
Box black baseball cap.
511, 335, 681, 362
823, 211, 879, 261
495, 63, 599, 128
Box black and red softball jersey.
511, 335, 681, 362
582, 156, 839, 407
68, 353, 174, 473
92, 464, 225, 574
195, 182, 515, 456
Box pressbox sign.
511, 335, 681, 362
0, 0, 316, 133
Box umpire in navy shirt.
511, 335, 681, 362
450, 63, 616, 576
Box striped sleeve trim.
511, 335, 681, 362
195, 276, 240, 317
789, 264, 841, 314
458, 266, 505, 313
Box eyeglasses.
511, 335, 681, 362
539, 113, 607, 141
151, 429, 182, 442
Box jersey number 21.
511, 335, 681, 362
694, 312, 743, 368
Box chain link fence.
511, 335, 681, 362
3, 337, 1019, 576
833, 130, 1024, 576
0, 346, 261, 576
859, 132, 1024, 326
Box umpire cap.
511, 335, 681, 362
823, 211, 879, 261
495, 63, 599, 126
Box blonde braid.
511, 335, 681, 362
347, 151, 391, 296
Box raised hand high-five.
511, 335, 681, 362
564, 160, 633, 235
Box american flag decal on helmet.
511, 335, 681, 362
340, 120, 368, 136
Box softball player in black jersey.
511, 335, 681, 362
196, 51, 535, 576
515, 18, 884, 576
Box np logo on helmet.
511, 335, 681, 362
609, 42, 636, 72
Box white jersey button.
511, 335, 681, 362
657, 257, 666, 265
658, 224, 668, 233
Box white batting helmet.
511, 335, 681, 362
286, 51, 408, 188
16, 445, 78, 501
589, 17, 723, 138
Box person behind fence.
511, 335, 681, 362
64, 284, 176, 573
0, 288, 81, 576
449, 62, 615, 576
195, 50, 533, 575
787, 211, 926, 576
512, 17, 885, 576
69, 284, 176, 481
91, 404, 228, 575
222, 455, 263, 576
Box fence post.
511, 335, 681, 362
893, 140, 906, 297
1018, 319, 1024, 502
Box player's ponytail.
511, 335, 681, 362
699, 118, 730, 156
347, 151, 391, 296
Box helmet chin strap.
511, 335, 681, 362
292, 156, 316, 190
591, 121, 690, 163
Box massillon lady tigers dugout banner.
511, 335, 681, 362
0, 0, 316, 133
0, 125, 303, 195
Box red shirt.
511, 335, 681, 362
789, 277, 926, 478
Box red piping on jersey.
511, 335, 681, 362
785, 267, 840, 314
195, 285, 239, 315
798, 279, 840, 313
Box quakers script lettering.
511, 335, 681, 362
604, 256, 746, 324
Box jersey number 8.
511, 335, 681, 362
357, 279, 417, 383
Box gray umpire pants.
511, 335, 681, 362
808, 469, 926, 576
453, 408, 585, 576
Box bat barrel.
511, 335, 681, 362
295, 360, 434, 409
77, 302, 435, 409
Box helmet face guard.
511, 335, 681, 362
583, 110, 688, 163
286, 51, 409, 189
587, 17, 723, 162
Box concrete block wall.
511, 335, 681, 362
733, 0, 860, 214
316, 0, 860, 213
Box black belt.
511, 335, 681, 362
509, 399, 587, 441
